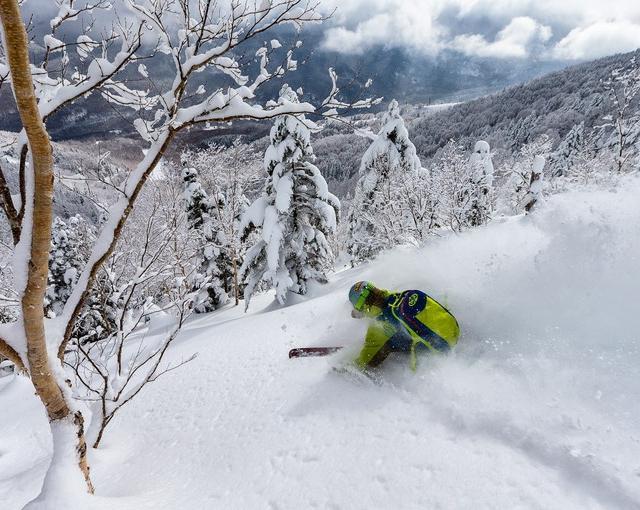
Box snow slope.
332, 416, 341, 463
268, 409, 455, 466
3, 178, 640, 509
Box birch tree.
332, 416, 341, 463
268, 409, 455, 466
0, 0, 372, 500
0, 0, 94, 493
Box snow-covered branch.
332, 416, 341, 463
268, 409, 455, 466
321, 67, 382, 118
55, 0, 363, 351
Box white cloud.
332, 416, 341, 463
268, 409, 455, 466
321, 0, 640, 61
322, 0, 444, 55
452, 17, 552, 59
553, 21, 640, 60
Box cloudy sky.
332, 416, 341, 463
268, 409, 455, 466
321, 0, 640, 61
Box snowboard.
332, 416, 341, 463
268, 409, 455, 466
288, 347, 343, 358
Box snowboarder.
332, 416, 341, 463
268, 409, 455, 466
349, 281, 459, 370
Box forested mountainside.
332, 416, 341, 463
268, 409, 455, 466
0, 22, 567, 141
2, 50, 634, 210
312, 50, 640, 196
411, 50, 640, 158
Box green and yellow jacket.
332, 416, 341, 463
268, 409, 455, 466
355, 289, 460, 370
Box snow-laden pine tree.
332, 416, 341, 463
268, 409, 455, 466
550, 122, 585, 177
509, 112, 538, 151
45, 215, 91, 317
44, 216, 118, 344
467, 140, 495, 226
240, 85, 340, 308
347, 100, 422, 263
72, 268, 119, 345
182, 166, 228, 312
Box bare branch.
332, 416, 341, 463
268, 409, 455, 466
0, 162, 20, 243
0, 335, 27, 374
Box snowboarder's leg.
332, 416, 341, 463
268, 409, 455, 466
355, 323, 394, 369
366, 343, 393, 367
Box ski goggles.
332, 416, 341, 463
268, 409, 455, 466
351, 282, 373, 311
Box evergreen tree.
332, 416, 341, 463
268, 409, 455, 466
550, 122, 585, 177
347, 100, 422, 263
509, 112, 538, 151
72, 268, 119, 345
467, 140, 495, 227
240, 85, 340, 308
182, 166, 228, 312
44, 215, 119, 343
45, 215, 91, 317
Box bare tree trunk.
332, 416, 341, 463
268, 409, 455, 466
617, 119, 625, 173
232, 256, 239, 306
525, 173, 541, 214
0, 0, 93, 493
0, 163, 20, 243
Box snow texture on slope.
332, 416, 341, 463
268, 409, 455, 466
3, 178, 640, 509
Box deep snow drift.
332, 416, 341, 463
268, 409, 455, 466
3, 178, 640, 510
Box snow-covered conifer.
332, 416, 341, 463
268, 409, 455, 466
550, 123, 585, 177
183, 166, 213, 230
182, 166, 228, 312
240, 85, 340, 308
44, 216, 118, 344
467, 140, 494, 226
45, 215, 91, 317
72, 269, 119, 345
347, 100, 422, 262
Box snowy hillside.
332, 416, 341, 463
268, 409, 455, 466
411, 50, 640, 158
308, 50, 640, 200
3, 177, 640, 510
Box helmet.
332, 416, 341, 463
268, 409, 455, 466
349, 281, 376, 311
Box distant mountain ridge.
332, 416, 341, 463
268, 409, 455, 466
0, 25, 569, 141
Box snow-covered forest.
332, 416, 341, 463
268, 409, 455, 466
1, 1, 639, 509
